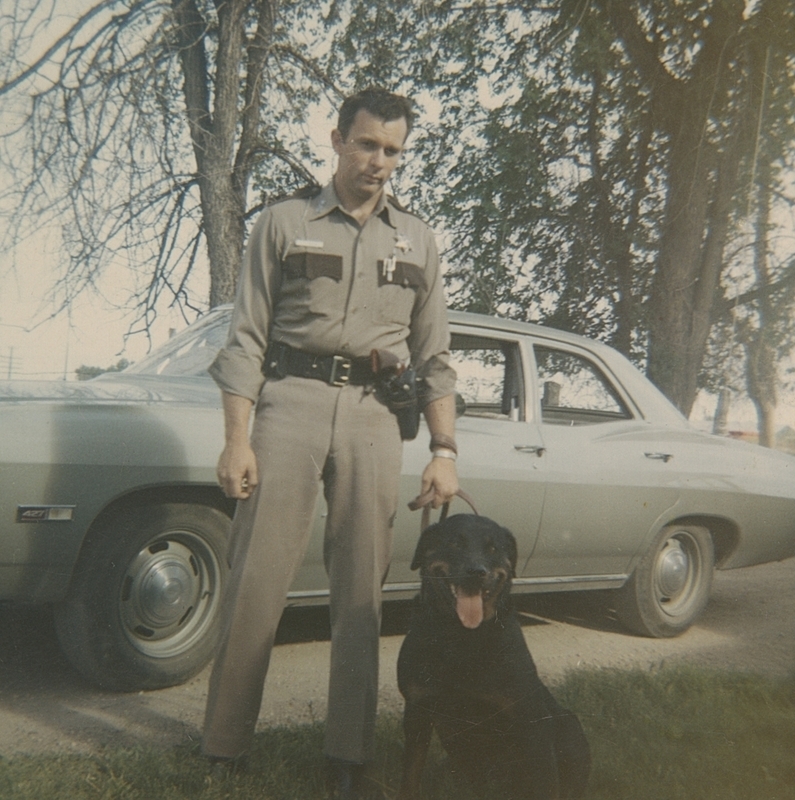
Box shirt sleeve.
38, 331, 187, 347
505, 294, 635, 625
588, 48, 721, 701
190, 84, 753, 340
208, 210, 282, 402
407, 227, 457, 407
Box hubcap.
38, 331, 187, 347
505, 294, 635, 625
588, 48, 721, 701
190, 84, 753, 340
653, 532, 702, 617
119, 532, 221, 659
657, 539, 688, 597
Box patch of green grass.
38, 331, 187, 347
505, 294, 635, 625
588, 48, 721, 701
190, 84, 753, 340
1, 667, 794, 799
565, 666, 795, 800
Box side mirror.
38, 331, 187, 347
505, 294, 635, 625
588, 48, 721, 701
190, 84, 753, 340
455, 392, 467, 418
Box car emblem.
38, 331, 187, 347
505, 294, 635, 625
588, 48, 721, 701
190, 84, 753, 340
17, 505, 76, 522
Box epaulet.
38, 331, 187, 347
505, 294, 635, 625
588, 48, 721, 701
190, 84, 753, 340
386, 194, 409, 212
271, 184, 322, 205
386, 193, 424, 219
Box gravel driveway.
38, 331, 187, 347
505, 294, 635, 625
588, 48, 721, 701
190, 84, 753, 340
1, 559, 793, 757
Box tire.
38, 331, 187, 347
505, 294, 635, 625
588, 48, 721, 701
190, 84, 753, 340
615, 524, 714, 638
54, 502, 230, 691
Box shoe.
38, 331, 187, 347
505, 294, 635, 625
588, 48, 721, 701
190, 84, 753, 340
325, 758, 385, 800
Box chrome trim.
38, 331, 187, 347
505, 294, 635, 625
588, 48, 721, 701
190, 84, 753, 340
513, 574, 628, 587
283, 576, 628, 602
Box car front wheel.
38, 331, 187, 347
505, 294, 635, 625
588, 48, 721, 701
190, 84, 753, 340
54, 502, 230, 691
615, 524, 714, 638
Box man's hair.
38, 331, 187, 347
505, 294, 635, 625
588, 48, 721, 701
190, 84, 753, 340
337, 87, 415, 140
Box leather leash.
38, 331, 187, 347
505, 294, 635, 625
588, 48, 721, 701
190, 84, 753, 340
408, 488, 479, 532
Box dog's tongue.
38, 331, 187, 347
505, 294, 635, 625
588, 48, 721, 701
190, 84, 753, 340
455, 588, 484, 629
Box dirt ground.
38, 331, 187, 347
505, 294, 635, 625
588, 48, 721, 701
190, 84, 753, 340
1, 559, 793, 758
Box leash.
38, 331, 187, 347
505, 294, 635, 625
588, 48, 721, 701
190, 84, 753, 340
408, 488, 479, 532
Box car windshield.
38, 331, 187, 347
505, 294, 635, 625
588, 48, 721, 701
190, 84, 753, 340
124, 310, 231, 377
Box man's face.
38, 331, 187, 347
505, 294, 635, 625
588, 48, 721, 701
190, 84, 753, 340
331, 109, 408, 205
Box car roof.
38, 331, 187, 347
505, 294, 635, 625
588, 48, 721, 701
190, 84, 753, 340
448, 309, 609, 350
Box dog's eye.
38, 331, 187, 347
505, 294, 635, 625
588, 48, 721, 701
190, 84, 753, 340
485, 542, 497, 554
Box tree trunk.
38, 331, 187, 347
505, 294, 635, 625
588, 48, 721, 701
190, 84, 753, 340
606, 0, 749, 415
646, 105, 713, 413
171, 0, 276, 308
712, 388, 731, 436
203, 178, 247, 308
745, 335, 777, 447
744, 142, 777, 448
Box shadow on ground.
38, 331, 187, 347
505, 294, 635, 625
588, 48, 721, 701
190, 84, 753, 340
0, 590, 625, 687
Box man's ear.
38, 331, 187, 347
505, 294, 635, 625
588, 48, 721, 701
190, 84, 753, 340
331, 128, 344, 156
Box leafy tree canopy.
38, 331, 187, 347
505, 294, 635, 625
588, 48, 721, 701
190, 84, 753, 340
1, 0, 795, 421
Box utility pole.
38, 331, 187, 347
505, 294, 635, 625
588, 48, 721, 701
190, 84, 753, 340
0, 347, 16, 379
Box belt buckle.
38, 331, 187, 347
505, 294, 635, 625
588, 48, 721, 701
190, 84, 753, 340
329, 355, 352, 387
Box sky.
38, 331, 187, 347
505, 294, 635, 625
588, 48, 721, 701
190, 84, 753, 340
0, 216, 208, 381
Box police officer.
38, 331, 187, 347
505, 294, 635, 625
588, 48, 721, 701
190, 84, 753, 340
202, 87, 458, 799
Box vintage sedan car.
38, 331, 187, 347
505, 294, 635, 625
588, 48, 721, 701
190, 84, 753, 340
2, 307, 795, 691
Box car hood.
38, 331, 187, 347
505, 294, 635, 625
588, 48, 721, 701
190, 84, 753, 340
0, 375, 219, 405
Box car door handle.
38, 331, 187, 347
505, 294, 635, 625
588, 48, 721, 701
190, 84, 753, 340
645, 451, 674, 463
515, 444, 546, 456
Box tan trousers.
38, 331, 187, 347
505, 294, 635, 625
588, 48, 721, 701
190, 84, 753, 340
202, 375, 403, 763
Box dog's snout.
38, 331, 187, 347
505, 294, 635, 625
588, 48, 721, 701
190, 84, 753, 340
468, 565, 488, 578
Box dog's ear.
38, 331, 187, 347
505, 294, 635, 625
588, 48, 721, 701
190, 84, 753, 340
410, 523, 442, 571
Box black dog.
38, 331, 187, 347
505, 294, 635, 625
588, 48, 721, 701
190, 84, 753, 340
397, 514, 591, 800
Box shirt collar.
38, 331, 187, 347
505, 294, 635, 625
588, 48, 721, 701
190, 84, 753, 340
309, 181, 397, 228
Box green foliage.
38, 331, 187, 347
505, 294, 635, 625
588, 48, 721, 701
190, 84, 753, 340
329, 1, 795, 412
3, 1, 795, 414
1, 668, 794, 799
75, 359, 131, 381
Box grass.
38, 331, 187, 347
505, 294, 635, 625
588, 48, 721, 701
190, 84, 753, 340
1, 666, 794, 799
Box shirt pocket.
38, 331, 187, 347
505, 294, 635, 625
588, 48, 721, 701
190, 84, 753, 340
281, 251, 343, 314
283, 251, 343, 281
375, 260, 427, 324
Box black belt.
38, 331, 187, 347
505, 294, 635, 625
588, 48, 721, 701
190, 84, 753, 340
264, 342, 375, 386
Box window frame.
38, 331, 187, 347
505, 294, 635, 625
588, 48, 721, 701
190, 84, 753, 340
448, 330, 530, 423
527, 338, 640, 426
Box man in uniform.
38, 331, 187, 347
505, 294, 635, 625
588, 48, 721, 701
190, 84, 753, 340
202, 87, 459, 799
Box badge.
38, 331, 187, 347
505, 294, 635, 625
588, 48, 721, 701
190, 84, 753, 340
395, 234, 412, 253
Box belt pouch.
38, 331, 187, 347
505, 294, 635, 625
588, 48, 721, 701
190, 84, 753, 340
263, 341, 289, 379
379, 368, 421, 441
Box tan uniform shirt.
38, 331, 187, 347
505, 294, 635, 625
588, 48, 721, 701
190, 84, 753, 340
209, 182, 455, 405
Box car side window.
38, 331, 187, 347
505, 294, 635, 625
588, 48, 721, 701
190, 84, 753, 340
534, 345, 631, 425
450, 334, 524, 421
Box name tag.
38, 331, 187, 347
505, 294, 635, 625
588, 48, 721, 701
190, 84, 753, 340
294, 239, 324, 248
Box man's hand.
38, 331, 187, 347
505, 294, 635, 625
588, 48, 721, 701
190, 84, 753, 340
420, 455, 459, 509
217, 441, 259, 500
420, 392, 459, 508
218, 391, 258, 500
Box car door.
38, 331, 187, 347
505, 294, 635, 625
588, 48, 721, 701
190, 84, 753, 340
388, 326, 548, 584
521, 340, 681, 581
